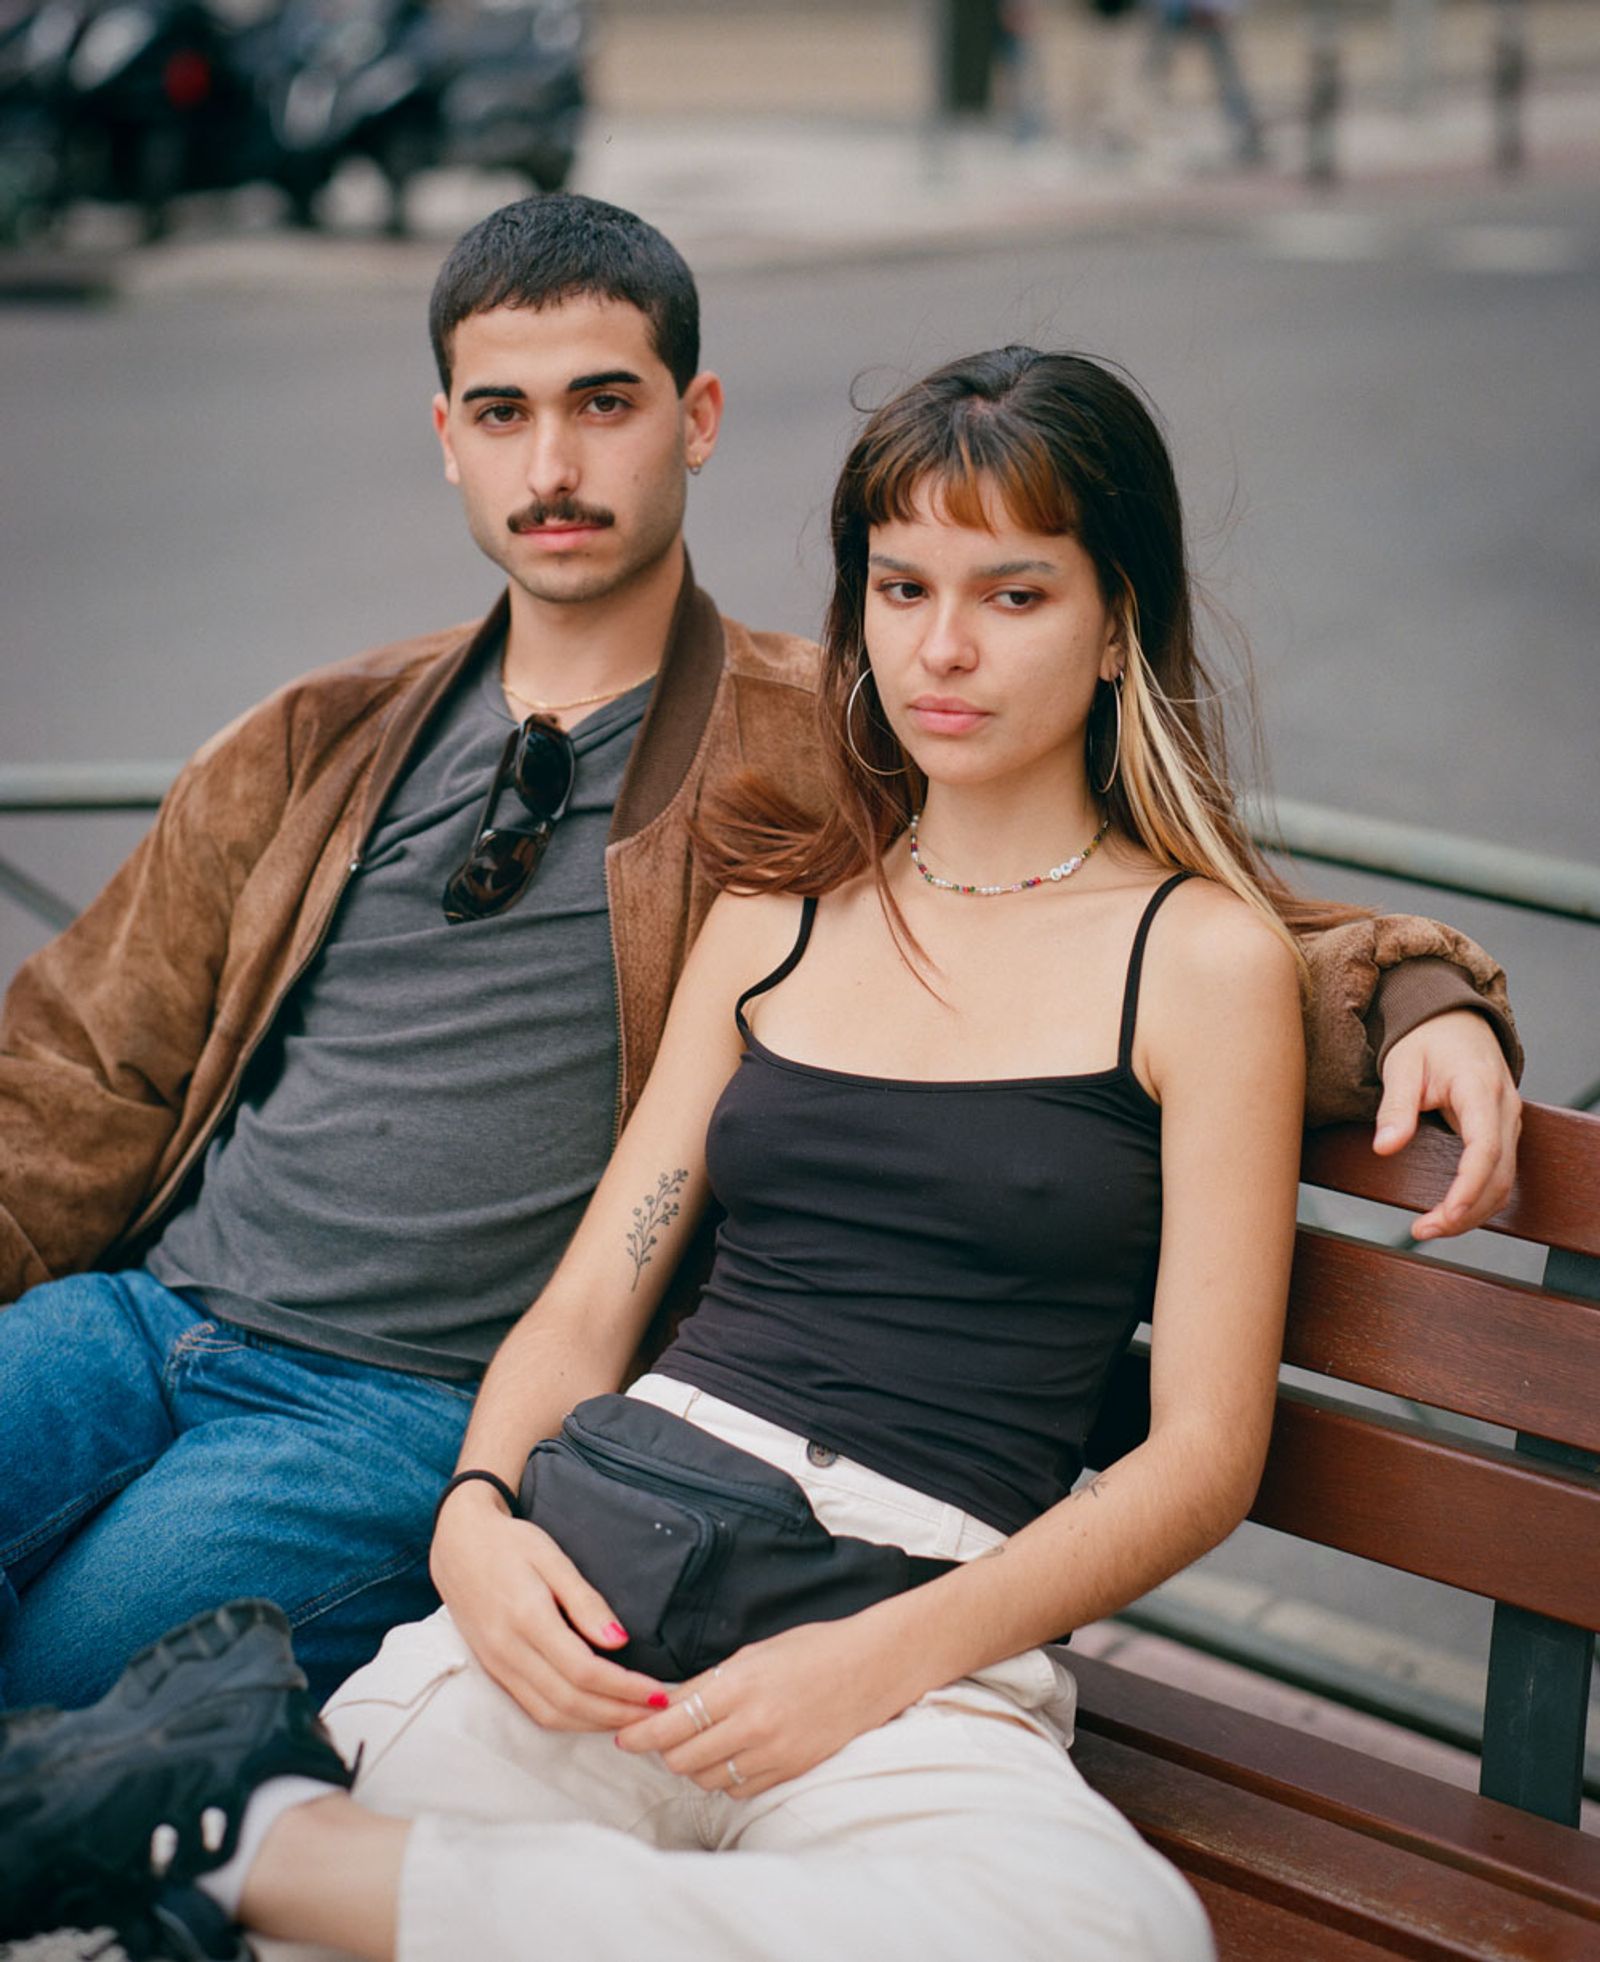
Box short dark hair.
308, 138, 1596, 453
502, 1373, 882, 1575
428, 194, 700, 395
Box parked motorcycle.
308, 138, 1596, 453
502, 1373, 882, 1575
0, 0, 276, 240
262, 0, 586, 233
0, 0, 586, 244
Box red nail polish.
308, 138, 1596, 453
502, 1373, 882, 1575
603, 1621, 629, 1645
648, 1691, 670, 1710
614, 1733, 625, 1749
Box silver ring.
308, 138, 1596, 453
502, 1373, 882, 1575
726, 1756, 745, 1788
684, 1691, 713, 1735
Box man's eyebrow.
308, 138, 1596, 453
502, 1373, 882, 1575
456, 370, 644, 404
568, 369, 643, 392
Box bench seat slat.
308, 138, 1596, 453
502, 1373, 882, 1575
1067, 1653, 1600, 1918
1252, 1388, 1600, 1626
1285, 1231, 1600, 1453
1301, 1106, 1600, 1259
1192, 1874, 1422, 1960
1073, 1729, 1600, 1962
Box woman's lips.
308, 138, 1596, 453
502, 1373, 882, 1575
907, 698, 989, 736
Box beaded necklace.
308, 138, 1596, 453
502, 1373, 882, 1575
907, 810, 1110, 897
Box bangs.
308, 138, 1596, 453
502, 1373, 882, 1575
856, 397, 1082, 538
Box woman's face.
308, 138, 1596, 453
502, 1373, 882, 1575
863, 479, 1120, 796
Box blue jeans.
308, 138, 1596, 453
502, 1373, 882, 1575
0, 1270, 475, 1710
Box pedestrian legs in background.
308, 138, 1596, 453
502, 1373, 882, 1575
1143, 0, 1267, 166
995, 0, 1050, 142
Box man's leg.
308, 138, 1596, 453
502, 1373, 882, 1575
0, 1270, 201, 1706
0, 1328, 473, 1709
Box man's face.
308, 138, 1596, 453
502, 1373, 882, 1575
432, 296, 721, 608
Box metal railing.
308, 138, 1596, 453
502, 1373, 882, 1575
5, 763, 1596, 934
0, 761, 183, 933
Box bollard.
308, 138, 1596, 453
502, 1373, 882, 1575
1305, 0, 1342, 186
1491, 0, 1528, 174
1394, 0, 1434, 113
934, 0, 1002, 116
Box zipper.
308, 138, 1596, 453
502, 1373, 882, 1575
563, 1414, 807, 1528
536, 1434, 727, 1598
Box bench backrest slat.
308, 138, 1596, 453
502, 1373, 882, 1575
1093, 1349, 1600, 1627
1285, 1231, 1600, 1454
1300, 1105, 1600, 1258
1253, 1387, 1600, 1628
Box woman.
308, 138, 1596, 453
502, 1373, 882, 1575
2, 349, 1305, 1962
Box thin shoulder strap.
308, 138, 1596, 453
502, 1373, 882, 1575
1118, 872, 1195, 1070
735, 896, 819, 1037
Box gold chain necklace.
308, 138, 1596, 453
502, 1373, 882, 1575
500, 655, 658, 716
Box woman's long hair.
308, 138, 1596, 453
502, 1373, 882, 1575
696, 346, 1356, 959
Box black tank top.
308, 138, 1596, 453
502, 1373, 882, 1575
657, 873, 1192, 1534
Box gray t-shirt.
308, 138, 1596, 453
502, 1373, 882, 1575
148, 648, 651, 1378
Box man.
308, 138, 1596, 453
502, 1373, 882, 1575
0, 195, 1520, 1716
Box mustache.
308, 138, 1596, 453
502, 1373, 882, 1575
507, 497, 616, 534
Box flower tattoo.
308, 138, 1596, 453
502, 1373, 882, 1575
626, 1169, 687, 1291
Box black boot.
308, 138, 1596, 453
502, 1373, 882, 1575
0, 1601, 352, 1953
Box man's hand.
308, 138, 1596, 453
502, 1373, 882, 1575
1373, 1009, 1521, 1240
429, 1485, 668, 1729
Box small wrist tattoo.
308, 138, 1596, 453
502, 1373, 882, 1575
626, 1168, 687, 1291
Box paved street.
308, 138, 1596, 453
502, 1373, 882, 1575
4, 167, 1595, 1059
1, 97, 1597, 1782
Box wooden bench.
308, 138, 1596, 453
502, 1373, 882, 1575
1078, 1099, 1600, 1960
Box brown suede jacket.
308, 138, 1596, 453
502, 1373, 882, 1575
0, 574, 1518, 1304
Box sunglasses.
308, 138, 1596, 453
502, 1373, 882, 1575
441, 714, 576, 924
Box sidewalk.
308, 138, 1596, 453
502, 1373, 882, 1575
31, 0, 1591, 296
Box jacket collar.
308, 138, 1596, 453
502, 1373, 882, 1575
611, 555, 725, 845
351, 555, 727, 849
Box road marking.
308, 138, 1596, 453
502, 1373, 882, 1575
1435, 223, 1586, 275
1253, 209, 1395, 263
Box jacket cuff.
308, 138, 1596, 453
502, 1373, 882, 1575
1365, 955, 1521, 1076
1301, 914, 1522, 1127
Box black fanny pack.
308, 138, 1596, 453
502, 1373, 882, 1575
517, 1393, 955, 1681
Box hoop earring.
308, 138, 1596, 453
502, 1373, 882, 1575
845, 666, 904, 778
1094, 673, 1123, 796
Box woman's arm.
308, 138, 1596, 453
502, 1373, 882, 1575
430, 889, 801, 1729
620, 881, 1305, 1794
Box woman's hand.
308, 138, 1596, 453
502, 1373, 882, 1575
431, 1484, 669, 1731
613, 1613, 928, 1798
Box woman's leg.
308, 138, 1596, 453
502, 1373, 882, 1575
242, 1796, 407, 1962
256, 1668, 1211, 1962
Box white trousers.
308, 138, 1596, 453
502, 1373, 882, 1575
264, 1378, 1213, 1962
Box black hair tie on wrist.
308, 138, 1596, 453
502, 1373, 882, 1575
433, 1468, 518, 1532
